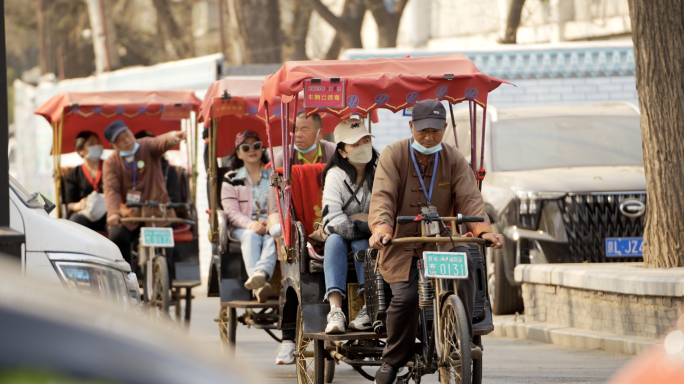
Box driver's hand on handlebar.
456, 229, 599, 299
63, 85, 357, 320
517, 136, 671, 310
482, 233, 504, 249
249, 220, 267, 235
107, 214, 121, 227
370, 233, 392, 250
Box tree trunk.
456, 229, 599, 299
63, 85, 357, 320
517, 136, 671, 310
501, 0, 526, 44
290, 0, 312, 60
364, 0, 408, 48
309, 0, 365, 57
628, 0, 684, 268
233, 0, 283, 63
152, 0, 194, 59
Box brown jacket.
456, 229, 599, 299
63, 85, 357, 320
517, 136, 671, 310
368, 138, 492, 283
103, 134, 177, 231
267, 139, 337, 217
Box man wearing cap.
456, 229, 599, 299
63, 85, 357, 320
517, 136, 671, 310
102, 119, 187, 266
367, 99, 504, 384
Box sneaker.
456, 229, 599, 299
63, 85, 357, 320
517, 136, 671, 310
471, 343, 483, 359
245, 270, 268, 290
275, 340, 296, 365
325, 305, 346, 334
254, 283, 272, 303
374, 363, 398, 384
348, 305, 372, 331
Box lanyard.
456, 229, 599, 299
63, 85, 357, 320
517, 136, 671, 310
81, 161, 102, 192
123, 158, 137, 190
409, 140, 439, 205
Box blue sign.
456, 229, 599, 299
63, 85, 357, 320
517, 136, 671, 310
605, 237, 644, 257
375, 94, 389, 106
403, 107, 413, 116
347, 95, 360, 108
465, 87, 479, 100
406, 92, 419, 104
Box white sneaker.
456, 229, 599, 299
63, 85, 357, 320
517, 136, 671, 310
325, 305, 346, 334
245, 270, 268, 290
275, 340, 296, 365
348, 305, 372, 331
254, 283, 272, 303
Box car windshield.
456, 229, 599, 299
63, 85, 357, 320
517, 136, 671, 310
492, 116, 643, 172
9, 174, 44, 209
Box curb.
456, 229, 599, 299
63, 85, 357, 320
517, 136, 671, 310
491, 315, 655, 355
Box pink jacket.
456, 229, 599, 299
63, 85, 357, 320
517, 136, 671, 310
220, 167, 267, 232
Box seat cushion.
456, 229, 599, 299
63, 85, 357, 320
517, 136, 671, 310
173, 224, 193, 243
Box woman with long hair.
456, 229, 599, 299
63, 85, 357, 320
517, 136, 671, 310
220, 130, 273, 301
320, 119, 379, 334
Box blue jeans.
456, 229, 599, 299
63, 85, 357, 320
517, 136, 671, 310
231, 228, 277, 279
324, 234, 368, 301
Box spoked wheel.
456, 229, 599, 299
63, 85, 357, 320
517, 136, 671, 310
472, 335, 482, 384
150, 255, 170, 320
439, 295, 471, 384
229, 307, 237, 346
295, 308, 324, 384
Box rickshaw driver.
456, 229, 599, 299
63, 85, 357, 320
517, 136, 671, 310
368, 100, 504, 384
267, 112, 336, 365
102, 119, 187, 266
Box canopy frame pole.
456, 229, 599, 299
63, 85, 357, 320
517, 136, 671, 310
193, 112, 199, 204
209, 117, 219, 242
478, 106, 487, 190
469, 101, 477, 178
448, 102, 458, 148
368, 116, 372, 134
265, 104, 289, 247
54, 115, 64, 218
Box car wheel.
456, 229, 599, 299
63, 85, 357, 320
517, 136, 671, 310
487, 224, 523, 315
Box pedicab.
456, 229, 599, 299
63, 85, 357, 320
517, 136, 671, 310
258, 54, 511, 383
198, 77, 343, 351
35, 90, 203, 324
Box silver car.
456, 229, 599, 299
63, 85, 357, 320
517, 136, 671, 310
444, 103, 645, 315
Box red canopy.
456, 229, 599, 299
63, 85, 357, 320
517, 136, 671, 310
199, 78, 354, 157
35, 90, 202, 154
259, 54, 512, 118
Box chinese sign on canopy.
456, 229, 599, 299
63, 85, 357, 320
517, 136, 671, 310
304, 78, 346, 109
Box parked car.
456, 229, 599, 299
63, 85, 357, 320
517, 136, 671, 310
0, 256, 256, 384
444, 103, 645, 314
8, 174, 139, 307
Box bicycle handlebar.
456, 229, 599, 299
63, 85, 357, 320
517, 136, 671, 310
125, 201, 191, 209
396, 214, 485, 225
384, 237, 491, 247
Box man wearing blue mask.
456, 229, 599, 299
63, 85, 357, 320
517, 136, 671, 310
266, 111, 336, 365
368, 99, 504, 384
102, 119, 186, 266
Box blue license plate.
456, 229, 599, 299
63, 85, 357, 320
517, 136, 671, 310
605, 237, 643, 257
423, 252, 468, 279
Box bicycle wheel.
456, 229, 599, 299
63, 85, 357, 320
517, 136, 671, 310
324, 340, 335, 383
472, 335, 482, 384
229, 307, 237, 346
439, 294, 471, 384
295, 308, 323, 384
151, 255, 170, 319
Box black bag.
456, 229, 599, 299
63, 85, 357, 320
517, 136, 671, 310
356, 248, 393, 334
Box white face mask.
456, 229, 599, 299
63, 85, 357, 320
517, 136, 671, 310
347, 143, 373, 165
85, 145, 103, 160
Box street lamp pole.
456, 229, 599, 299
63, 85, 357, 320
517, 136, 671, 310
0, 0, 26, 258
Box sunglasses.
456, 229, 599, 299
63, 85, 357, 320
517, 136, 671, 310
238, 141, 263, 152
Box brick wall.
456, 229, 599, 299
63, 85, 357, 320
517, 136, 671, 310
522, 283, 682, 339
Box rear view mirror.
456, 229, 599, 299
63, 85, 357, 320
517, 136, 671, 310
40, 194, 56, 215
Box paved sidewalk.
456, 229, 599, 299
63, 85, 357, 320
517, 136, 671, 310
492, 315, 655, 355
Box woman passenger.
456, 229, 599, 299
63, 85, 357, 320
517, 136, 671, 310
221, 131, 276, 303
65, 131, 106, 232
321, 119, 379, 334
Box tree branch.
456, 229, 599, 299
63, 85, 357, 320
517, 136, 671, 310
307, 0, 346, 31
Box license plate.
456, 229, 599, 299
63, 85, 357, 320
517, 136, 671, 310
605, 237, 643, 257
140, 227, 175, 248
423, 252, 468, 279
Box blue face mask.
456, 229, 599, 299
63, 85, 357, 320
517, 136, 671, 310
412, 138, 442, 155
118, 142, 140, 157
295, 141, 318, 154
